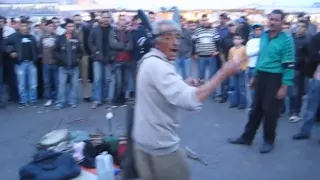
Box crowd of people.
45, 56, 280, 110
130, 9, 320, 180
0, 9, 320, 149
1, 8, 320, 179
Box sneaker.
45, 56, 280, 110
83, 97, 91, 102
44, 100, 53, 107
19, 103, 28, 108
229, 105, 237, 108
55, 105, 63, 110
237, 105, 246, 110
71, 104, 77, 108
92, 102, 100, 109
289, 115, 301, 123
219, 97, 227, 103
0, 103, 5, 109
292, 132, 310, 140
30, 102, 37, 107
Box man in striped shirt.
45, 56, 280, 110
192, 14, 220, 86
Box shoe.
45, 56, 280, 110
289, 115, 301, 123
229, 105, 237, 108
44, 100, 53, 107
237, 105, 246, 109
129, 91, 135, 99
71, 104, 77, 108
19, 103, 28, 108
83, 97, 91, 102
292, 132, 310, 140
55, 105, 63, 110
92, 102, 100, 109
259, 143, 274, 154
219, 97, 227, 103
228, 137, 252, 146
30, 102, 37, 107
0, 103, 5, 109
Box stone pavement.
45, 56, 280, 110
0, 100, 320, 180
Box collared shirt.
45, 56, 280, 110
133, 48, 202, 155
255, 31, 295, 86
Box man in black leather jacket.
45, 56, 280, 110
54, 19, 82, 109
288, 20, 310, 123
292, 31, 320, 141
5, 19, 38, 108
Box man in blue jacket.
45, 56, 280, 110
130, 15, 153, 98
131, 15, 152, 63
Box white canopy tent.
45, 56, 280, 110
58, 0, 320, 13
91, 0, 319, 10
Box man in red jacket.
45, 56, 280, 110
113, 14, 133, 105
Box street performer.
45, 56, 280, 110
132, 19, 244, 180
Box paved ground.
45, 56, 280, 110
0, 100, 320, 180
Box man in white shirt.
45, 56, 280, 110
133, 19, 243, 180
245, 24, 263, 108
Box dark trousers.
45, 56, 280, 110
36, 58, 44, 99
289, 71, 305, 115
0, 67, 3, 104
113, 62, 130, 105
241, 71, 282, 144
3, 54, 18, 101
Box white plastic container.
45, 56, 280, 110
95, 151, 115, 180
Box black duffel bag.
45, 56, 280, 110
120, 102, 139, 179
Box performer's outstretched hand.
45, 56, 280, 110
185, 78, 201, 87
220, 59, 242, 76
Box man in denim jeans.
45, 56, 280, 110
113, 14, 133, 106
192, 14, 220, 97
219, 21, 237, 103
288, 20, 309, 123
88, 11, 124, 109
5, 19, 38, 108
54, 19, 82, 109
292, 32, 320, 141
40, 20, 58, 107
176, 16, 192, 79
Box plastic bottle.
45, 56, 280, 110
105, 108, 114, 136
96, 151, 115, 180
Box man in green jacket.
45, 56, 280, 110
228, 9, 295, 154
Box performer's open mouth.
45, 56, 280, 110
170, 47, 178, 53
